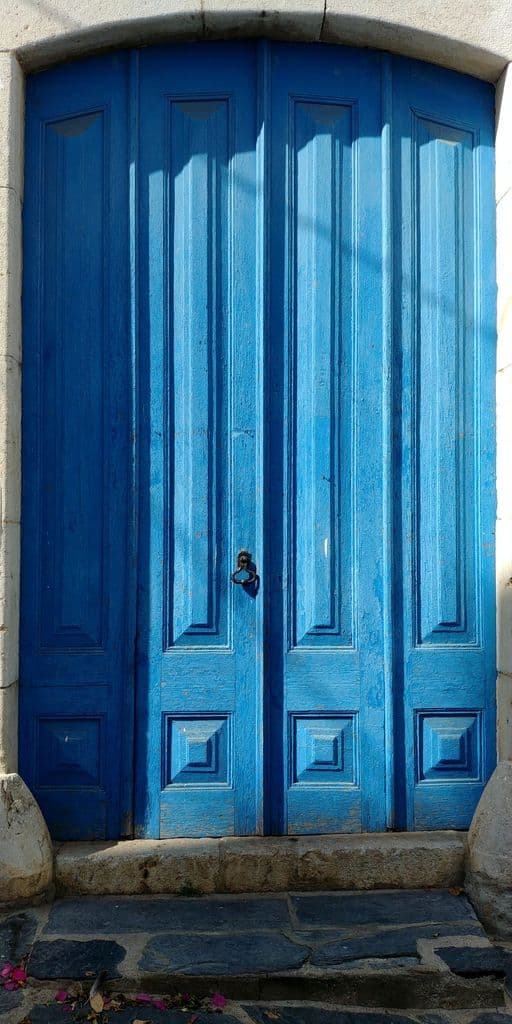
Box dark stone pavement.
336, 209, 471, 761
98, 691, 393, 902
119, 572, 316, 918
16, 1005, 512, 1024
1, 890, 512, 1022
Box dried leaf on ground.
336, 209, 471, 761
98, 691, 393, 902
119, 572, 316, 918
90, 991, 104, 1013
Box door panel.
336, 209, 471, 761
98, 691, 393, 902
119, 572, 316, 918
20, 56, 133, 839
394, 59, 496, 829
136, 44, 263, 837
267, 46, 387, 834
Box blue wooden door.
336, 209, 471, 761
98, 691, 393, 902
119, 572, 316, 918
20, 43, 496, 840
20, 56, 134, 839
393, 58, 497, 829
266, 46, 388, 833
135, 43, 264, 837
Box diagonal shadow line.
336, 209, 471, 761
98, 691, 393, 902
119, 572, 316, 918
19, 0, 81, 31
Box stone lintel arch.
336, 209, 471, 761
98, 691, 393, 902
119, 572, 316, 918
4, 1, 512, 81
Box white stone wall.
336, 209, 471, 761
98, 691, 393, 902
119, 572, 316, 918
496, 64, 512, 761
0, 2, 510, 890
0, 53, 23, 777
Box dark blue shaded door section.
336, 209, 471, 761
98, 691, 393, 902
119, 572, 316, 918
20, 56, 134, 839
20, 43, 496, 840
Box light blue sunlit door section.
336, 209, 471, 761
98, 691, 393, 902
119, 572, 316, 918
394, 58, 496, 829
137, 44, 263, 837
266, 46, 388, 834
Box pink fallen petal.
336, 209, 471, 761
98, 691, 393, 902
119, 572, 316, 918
152, 999, 167, 1010
135, 993, 154, 1003
212, 993, 227, 1008
4, 981, 18, 991
11, 968, 26, 983
55, 990, 70, 1003
0, 964, 12, 978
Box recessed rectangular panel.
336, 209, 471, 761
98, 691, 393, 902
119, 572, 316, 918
163, 715, 231, 787
39, 111, 107, 652
414, 116, 477, 646
166, 99, 230, 649
291, 713, 357, 786
416, 710, 482, 783
36, 716, 103, 788
291, 100, 354, 649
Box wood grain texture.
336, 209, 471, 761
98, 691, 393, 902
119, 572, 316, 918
393, 57, 496, 830
20, 54, 133, 839
20, 43, 496, 840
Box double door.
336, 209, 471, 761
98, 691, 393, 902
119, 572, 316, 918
20, 42, 496, 840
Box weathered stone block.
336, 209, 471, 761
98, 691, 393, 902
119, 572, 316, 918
55, 838, 221, 896
0, 772, 53, 902
466, 761, 512, 937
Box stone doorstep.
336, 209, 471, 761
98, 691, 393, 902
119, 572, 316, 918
2, 889, 511, 1013
53, 831, 467, 897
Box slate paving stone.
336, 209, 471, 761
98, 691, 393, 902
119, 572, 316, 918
298, 921, 484, 950
291, 891, 479, 929
436, 946, 510, 978
332, 956, 420, 970
243, 1013, 512, 1024
243, 1008, 417, 1024
469, 1016, 512, 1024
27, 1006, 242, 1024
310, 923, 488, 966
140, 931, 309, 976
0, 911, 38, 961
418, 1016, 452, 1024
288, 929, 354, 946
0, 986, 23, 1013
45, 896, 291, 935
28, 939, 125, 979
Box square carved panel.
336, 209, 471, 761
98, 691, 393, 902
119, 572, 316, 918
164, 715, 230, 786
416, 711, 482, 782
36, 717, 102, 788
291, 714, 357, 785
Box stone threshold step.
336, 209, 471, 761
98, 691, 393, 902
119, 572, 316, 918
4, 889, 510, 1014
54, 832, 466, 896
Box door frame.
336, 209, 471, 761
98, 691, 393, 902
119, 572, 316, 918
5, 16, 508, 845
